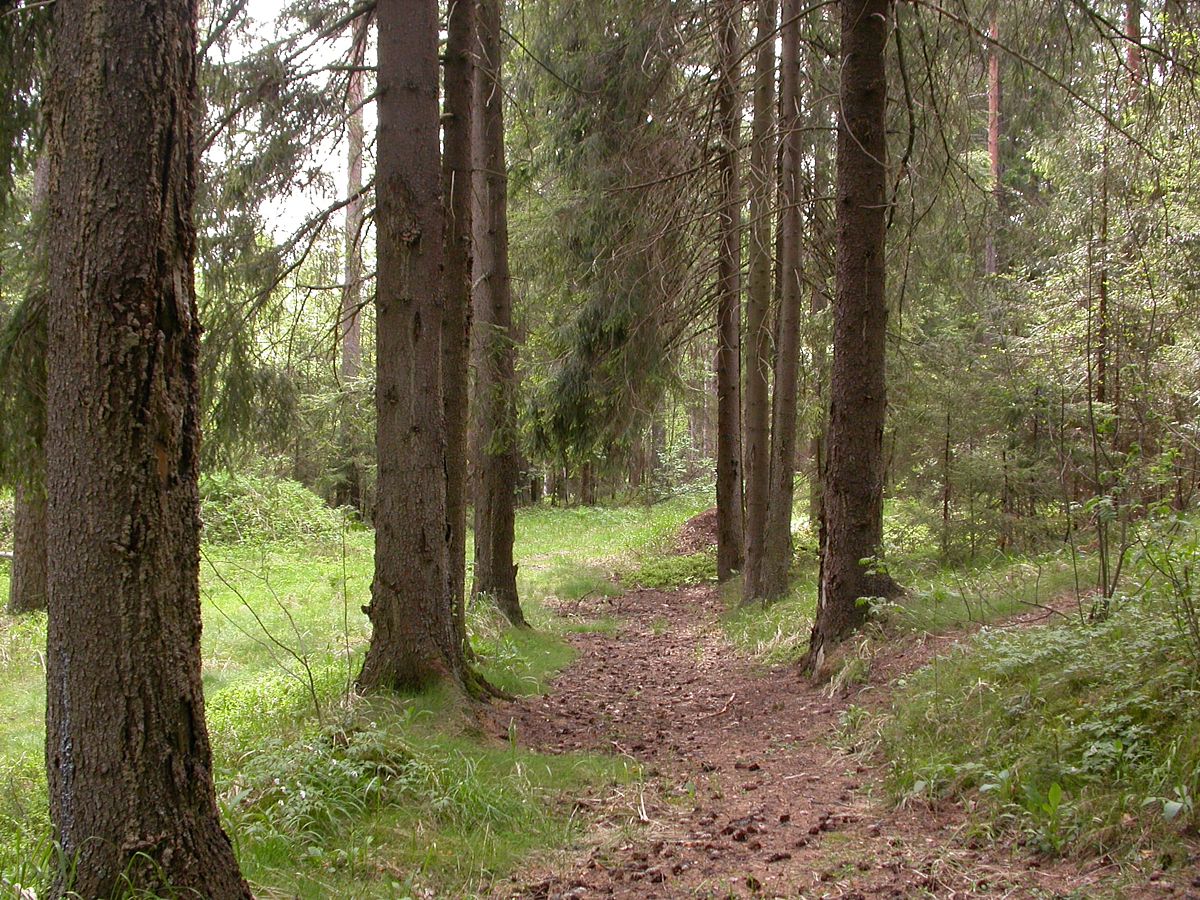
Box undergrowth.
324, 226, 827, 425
0, 479, 701, 897
855, 515, 1200, 867
876, 598, 1199, 860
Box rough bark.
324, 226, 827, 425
8, 482, 47, 613
806, 0, 900, 675
43, 2, 250, 895
715, 0, 745, 582
470, 0, 526, 628
756, 0, 804, 602
335, 8, 370, 512
359, 0, 471, 692
444, 0, 476, 650
742, 0, 777, 600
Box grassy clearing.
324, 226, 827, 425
515, 491, 711, 610
0, 479, 710, 898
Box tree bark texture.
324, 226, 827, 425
8, 482, 47, 613
360, 0, 470, 692
335, 7, 370, 512
43, 2, 251, 896
471, 0, 526, 628
756, 0, 804, 602
808, 0, 899, 673
715, 0, 745, 582
742, 0, 777, 599
444, 0, 476, 649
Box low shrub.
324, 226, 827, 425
199, 472, 356, 545
623, 550, 717, 590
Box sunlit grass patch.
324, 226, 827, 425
722, 573, 818, 666
876, 597, 1200, 861
0, 481, 700, 896
220, 692, 635, 898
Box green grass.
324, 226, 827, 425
723, 572, 819, 666
874, 595, 1200, 860
0, 481, 709, 898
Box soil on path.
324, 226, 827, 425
487, 585, 1199, 899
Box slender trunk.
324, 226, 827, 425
809, 13, 834, 539
8, 158, 48, 616
715, 0, 745, 581
580, 461, 595, 507
360, 0, 471, 692
444, 0, 476, 651
471, 0, 526, 627
742, 0, 777, 599
806, 0, 900, 675
1126, 0, 1141, 94
941, 411, 952, 560
984, 3, 1001, 277
341, 14, 367, 383
44, 2, 250, 894
1097, 145, 1109, 406
756, 0, 803, 602
335, 11, 369, 512
8, 482, 47, 613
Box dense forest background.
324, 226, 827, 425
1, 0, 1199, 897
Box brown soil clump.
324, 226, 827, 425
673, 508, 718, 556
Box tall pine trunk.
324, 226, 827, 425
984, 3, 1001, 278
7, 158, 47, 616
756, 0, 804, 601
8, 482, 47, 613
715, 0, 745, 582
335, 9, 369, 512
742, 0, 777, 599
359, 0, 471, 691
444, 0, 477, 648
471, 0, 526, 627
806, 0, 900, 675
43, 2, 250, 895
808, 10, 835, 532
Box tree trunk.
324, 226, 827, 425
335, 9, 369, 513
755, 0, 804, 602
715, 0, 745, 582
984, 3, 1001, 278
7, 158, 48, 617
1126, 0, 1142, 93
742, 0, 777, 599
360, 0, 472, 692
471, 0, 526, 628
8, 482, 47, 614
808, 14, 834, 532
444, 0, 476, 651
806, 0, 900, 675
43, 2, 250, 895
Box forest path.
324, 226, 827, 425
485, 585, 1139, 899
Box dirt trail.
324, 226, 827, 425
487, 585, 1198, 899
